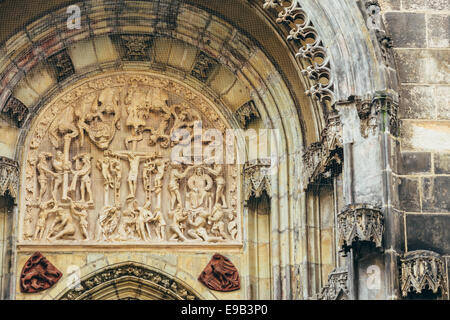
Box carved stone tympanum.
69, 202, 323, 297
337, 204, 384, 252
198, 253, 240, 292
400, 250, 448, 297
20, 72, 241, 245
20, 252, 62, 293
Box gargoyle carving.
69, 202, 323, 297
198, 253, 240, 292
20, 252, 63, 293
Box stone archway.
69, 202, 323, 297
57, 261, 203, 300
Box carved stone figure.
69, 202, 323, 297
206, 164, 227, 208
187, 209, 221, 242
36, 152, 55, 203
96, 206, 121, 241
187, 167, 213, 210
69, 200, 90, 240
168, 164, 192, 210
20, 252, 63, 293
51, 151, 68, 201
33, 200, 58, 240
168, 205, 188, 241
70, 153, 93, 204
208, 204, 227, 239
47, 205, 77, 241
227, 211, 238, 241
198, 254, 240, 292
75, 88, 120, 149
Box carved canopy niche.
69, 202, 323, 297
19, 72, 242, 246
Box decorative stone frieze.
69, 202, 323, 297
243, 158, 272, 201
60, 262, 199, 300
337, 204, 384, 253
263, 0, 335, 105
302, 113, 343, 188
47, 49, 75, 82
20, 252, 62, 293
1, 96, 29, 127
0, 156, 19, 203
317, 267, 349, 300
356, 93, 399, 137
400, 250, 448, 297
198, 253, 240, 292
120, 35, 152, 61
191, 52, 218, 82
235, 100, 260, 128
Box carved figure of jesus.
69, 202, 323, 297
187, 167, 213, 210
115, 152, 148, 199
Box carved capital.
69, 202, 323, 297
302, 114, 343, 188
1, 96, 29, 127
235, 100, 260, 128
337, 204, 384, 252
243, 158, 272, 201
400, 250, 448, 298
317, 267, 349, 300
0, 156, 19, 203
47, 49, 75, 82
356, 93, 399, 137
263, 0, 335, 105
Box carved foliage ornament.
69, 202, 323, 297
243, 158, 272, 201
20, 72, 241, 245
0, 156, 19, 202
317, 267, 349, 300
47, 49, 75, 82
263, 0, 335, 105
235, 100, 260, 128
400, 250, 448, 297
120, 35, 152, 61
302, 113, 343, 188
60, 262, 199, 300
198, 253, 240, 292
20, 252, 62, 293
337, 204, 384, 253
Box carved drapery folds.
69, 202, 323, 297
0, 156, 19, 203
198, 254, 240, 292
302, 114, 343, 188
20, 72, 241, 245
262, 0, 335, 105
1, 95, 29, 127
317, 267, 349, 300
47, 49, 75, 82
243, 158, 272, 201
337, 204, 384, 253
356, 94, 399, 138
20, 252, 62, 293
400, 250, 448, 298
60, 262, 199, 300
235, 100, 260, 128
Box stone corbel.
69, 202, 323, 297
243, 158, 272, 202
235, 100, 260, 128
317, 267, 350, 300
356, 93, 399, 138
302, 113, 343, 189
337, 204, 384, 253
0, 156, 19, 203
400, 250, 448, 298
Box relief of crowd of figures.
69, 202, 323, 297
21, 74, 240, 244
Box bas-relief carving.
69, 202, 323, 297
20, 252, 62, 293
20, 73, 241, 245
198, 254, 240, 292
